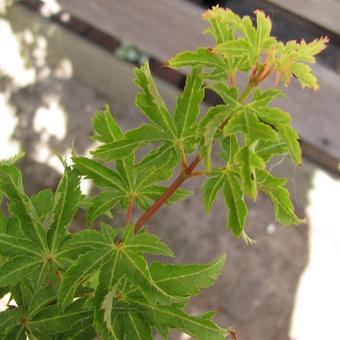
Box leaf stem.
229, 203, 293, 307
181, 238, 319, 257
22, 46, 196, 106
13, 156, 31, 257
125, 193, 135, 226
238, 82, 254, 103
134, 155, 201, 232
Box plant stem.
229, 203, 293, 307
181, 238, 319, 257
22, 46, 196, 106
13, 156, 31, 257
134, 155, 201, 232
125, 193, 135, 226
238, 82, 254, 103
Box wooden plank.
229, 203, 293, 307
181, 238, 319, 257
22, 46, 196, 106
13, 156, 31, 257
56, 0, 340, 172
57, 0, 212, 61
266, 0, 340, 36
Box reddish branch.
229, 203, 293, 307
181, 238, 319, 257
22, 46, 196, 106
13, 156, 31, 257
134, 155, 201, 232
125, 193, 135, 226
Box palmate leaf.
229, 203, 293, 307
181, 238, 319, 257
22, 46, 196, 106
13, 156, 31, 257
274, 37, 328, 90
58, 225, 176, 311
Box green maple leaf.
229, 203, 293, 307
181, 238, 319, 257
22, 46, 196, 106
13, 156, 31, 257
57, 225, 175, 311
202, 169, 247, 237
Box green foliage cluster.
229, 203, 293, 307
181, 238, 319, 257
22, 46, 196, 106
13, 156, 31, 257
0, 6, 326, 339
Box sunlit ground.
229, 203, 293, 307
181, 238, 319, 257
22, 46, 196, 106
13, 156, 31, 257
0, 4, 340, 339
290, 170, 340, 340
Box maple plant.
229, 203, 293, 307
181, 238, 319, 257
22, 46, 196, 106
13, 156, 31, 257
0, 7, 327, 339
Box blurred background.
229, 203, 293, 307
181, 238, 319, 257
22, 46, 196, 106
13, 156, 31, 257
0, 0, 339, 339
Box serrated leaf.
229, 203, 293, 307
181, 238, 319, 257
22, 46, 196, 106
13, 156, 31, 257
28, 285, 58, 318
72, 157, 127, 192
125, 228, 174, 257
31, 189, 54, 224
223, 171, 247, 237
292, 62, 318, 90
135, 143, 177, 169
86, 191, 122, 226
0, 256, 43, 287
150, 256, 225, 297
0, 164, 47, 250
94, 254, 124, 339
124, 312, 153, 340
134, 61, 176, 134
0, 233, 42, 258
257, 170, 305, 225
0, 308, 22, 334
235, 145, 265, 199
202, 172, 224, 213
130, 297, 227, 340
199, 105, 233, 146
202, 6, 235, 44
174, 66, 204, 137
255, 140, 287, 162
60, 314, 95, 340
2, 325, 25, 340
208, 82, 239, 106
92, 105, 123, 143
168, 47, 228, 75
274, 37, 328, 89
48, 168, 81, 252
58, 249, 111, 310
28, 299, 91, 335
213, 38, 254, 59
251, 88, 285, 106
277, 124, 302, 164
224, 109, 278, 143
220, 135, 240, 163
91, 139, 138, 161
247, 103, 301, 164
